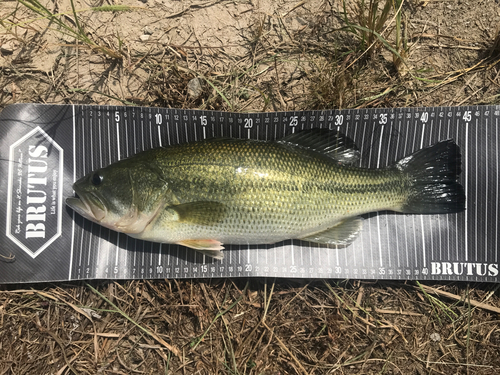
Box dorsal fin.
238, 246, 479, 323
279, 129, 360, 165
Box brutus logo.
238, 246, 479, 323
431, 262, 499, 277
6, 127, 64, 258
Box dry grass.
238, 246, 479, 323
1, 0, 499, 109
2, 280, 500, 374
2, 0, 500, 373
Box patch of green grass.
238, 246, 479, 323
164, 350, 171, 375
305, 0, 411, 109
416, 281, 459, 325
343, 0, 394, 54
341, 0, 407, 71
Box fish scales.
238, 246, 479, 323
132, 139, 405, 243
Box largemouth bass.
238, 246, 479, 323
66, 129, 465, 259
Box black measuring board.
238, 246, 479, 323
0, 103, 498, 283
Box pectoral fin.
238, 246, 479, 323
299, 217, 363, 246
173, 201, 226, 226
177, 239, 225, 260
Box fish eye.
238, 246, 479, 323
91, 172, 103, 186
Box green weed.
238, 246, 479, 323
342, 0, 407, 71
416, 281, 459, 325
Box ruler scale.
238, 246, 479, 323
0, 103, 498, 283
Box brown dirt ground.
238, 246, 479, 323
2, 0, 500, 374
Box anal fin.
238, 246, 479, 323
299, 217, 363, 246
177, 239, 225, 260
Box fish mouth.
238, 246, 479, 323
66, 190, 106, 222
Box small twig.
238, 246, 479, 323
263, 321, 309, 375
312, 305, 423, 317
280, 0, 307, 18
414, 32, 471, 42
417, 284, 500, 315
36, 322, 78, 374
0, 252, 15, 262
164, 0, 224, 19
86, 283, 181, 357
324, 281, 376, 327
276, 283, 308, 318
191, 281, 249, 350
425, 44, 482, 51
262, 279, 275, 323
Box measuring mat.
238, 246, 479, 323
0, 103, 498, 283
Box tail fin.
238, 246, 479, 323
398, 140, 465, 214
